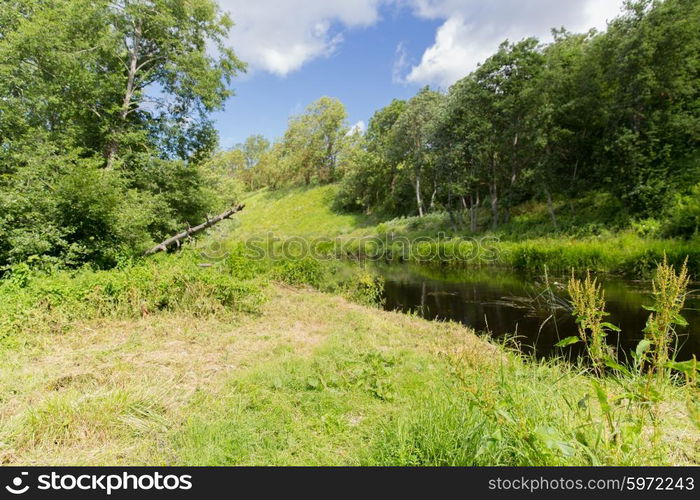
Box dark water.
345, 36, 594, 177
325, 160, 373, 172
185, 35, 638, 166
375, 265, 700, 361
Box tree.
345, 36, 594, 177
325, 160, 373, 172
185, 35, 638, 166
530, 29, 593, 229
389, 87, 443, 217
239, 135, 271, 170
337, 99, 408, 215
588, 0, 700, 215
0, 0, 245, 268
279, 97, 349, 186
332, 0, 700, 234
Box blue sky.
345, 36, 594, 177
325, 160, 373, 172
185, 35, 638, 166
213, 0, 625, 149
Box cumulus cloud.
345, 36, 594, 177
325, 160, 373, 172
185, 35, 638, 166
218, 0, 383, 76
216, 0, 625, 84
348, 120, 367, 135
402, 0, 626, 88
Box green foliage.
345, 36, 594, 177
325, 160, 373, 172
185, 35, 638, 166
664, 184, 700, 238
274, 97, 350, 187
0, 250, 269, 344
0, 0, 245, 269
271, 258, 324, 288
331, 0, 700, 234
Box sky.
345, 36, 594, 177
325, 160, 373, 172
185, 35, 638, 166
213, 0, 626, 149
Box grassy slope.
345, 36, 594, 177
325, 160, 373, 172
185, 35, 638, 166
234, 185, 700, 276
2, 286, 696, 465
238, 185, 371, 237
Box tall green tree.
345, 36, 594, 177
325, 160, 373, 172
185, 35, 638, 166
279, 97, 349, 186
0, 0, 245, 267
388, 87, 443, 217
337, 99, 408, 215
589, 0, 700, 214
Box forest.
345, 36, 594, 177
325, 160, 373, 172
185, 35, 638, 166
233, 0, 700, 239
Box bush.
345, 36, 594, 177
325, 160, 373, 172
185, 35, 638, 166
0, 251, 268, 343
663, 185, 700, 238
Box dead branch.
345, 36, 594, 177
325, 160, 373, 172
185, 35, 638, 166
143, 203, 245, 256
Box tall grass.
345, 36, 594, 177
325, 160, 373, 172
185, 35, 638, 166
0, 251, 267, 344
566, 272, 617, 376
369, 350, 695, 466
0, 246, 385, 347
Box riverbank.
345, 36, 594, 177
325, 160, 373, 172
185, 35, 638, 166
236, 186, 700, 277
1, 282, 697, 465
1, 185, 698, 466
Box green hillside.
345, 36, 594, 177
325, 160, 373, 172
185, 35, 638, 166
237, 185, 371, 237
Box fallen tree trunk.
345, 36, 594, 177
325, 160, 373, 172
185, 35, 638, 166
143, 203, 245, 256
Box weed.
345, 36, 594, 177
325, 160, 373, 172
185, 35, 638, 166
643, 257, 690, 381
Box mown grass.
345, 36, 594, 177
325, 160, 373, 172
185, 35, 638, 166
3, 284, 696, 465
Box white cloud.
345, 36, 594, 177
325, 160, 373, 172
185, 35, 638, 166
218, 0, 383, 76
392, 41, 410, 83
215, 0, 626, 84
348, 120, 367, 135
402, 0, 627, 88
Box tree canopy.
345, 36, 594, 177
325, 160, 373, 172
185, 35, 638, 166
0, 0, 244, 268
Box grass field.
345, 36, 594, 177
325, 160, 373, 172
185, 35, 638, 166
1, 184, 698, 466
238, 185, 372, 237
2, 285, 697, 465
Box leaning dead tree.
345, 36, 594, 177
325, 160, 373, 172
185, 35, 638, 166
144, 204, 245, 256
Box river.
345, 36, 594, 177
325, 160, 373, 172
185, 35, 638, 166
374, 264, 700, 362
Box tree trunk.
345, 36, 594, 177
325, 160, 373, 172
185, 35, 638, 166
490, 156, 499, 230
469, 192, 479, 233
545, 186, 559, 231
415, 170, 424, 217
144, 204, 245, 256
490, 183, 499, 230
447, 192, 459, 232
106, 21, 142, 170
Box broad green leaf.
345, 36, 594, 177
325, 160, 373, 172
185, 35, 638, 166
604, 359, 629, 374
591, 380, 610, 415
555, 336, 581, 347
672, 313, 688, 326
635, 339, 652, 359
601, 322, 621, 332
665, 360, 699, 376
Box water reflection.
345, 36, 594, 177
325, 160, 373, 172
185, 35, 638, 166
375, 265, 700, 361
